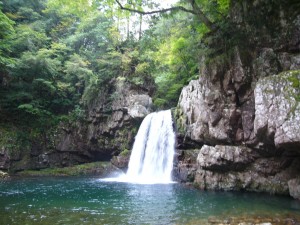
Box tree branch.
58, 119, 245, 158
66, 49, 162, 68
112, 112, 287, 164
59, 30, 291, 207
188, 0, 216, 31
115, 0, 196, 15
115, 0, 217, 31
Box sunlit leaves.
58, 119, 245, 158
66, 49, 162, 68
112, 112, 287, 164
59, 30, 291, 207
15, 7, 42, 22
11, 53, 60, 101
0, 9, 15, 39
217, 0, 229, 14
48, 15, 77, 41
194, 0, 230, 22
1, 0, 123, 125
0, 8, 15, 68
45, 0, 95, 18
9, 24, 49, 54
64, 14, 115, 55
146, 11, 203, 108
64, 54, 95, 103
0, 0, 232, 123
195, 23, 209, 38
8, 47, 74, 118
18, 103, 46, 115
64, 54, 94, 85
135, 62, 150, 76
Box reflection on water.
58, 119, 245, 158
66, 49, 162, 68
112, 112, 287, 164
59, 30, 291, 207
0, 177, 300, 224
125, 184, 177, 224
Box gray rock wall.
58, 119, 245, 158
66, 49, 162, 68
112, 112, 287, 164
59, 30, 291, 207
175, 37, 300, 199
254, 71, 300, 151
55, 78, 153, 165
194, 145, 299, 195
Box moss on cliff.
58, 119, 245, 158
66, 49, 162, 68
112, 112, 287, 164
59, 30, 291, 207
0, 126, 19, 155
286, 70, 300, 97
173, 107, 187, 135
0, 125, 31, 159
17, 162, 113, 177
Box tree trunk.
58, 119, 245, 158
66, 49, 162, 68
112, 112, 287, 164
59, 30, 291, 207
139, 14, 142, 40
188, 0, 216, 31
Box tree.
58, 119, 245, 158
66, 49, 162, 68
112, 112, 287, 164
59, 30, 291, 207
0, 7, 15, 70
145, 11, 201, 108
114, 0, 223, 31
45, 0, 96, 18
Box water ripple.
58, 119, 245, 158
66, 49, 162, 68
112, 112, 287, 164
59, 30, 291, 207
0, 177, 299, 224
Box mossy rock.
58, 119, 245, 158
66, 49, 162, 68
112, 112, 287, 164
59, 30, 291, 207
280, 70, 300, 90
0, 171, 9, 179
286, 70, 300, 100
119, 149, 131, 157
173, 107, 187, 135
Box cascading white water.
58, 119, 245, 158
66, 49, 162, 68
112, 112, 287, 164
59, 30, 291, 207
125, 110, 176, 184
101, 109, 176, 184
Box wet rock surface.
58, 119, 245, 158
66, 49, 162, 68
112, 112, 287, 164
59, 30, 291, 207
111, 154, 130, 171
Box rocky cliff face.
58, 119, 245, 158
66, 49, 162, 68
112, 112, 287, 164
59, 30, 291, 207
174, 2, 300, 199
54, 78, 153, 168
0, 78, 153, 171
56, 78, 152, 163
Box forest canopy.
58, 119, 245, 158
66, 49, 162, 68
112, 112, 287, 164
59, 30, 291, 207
0, 0, 231, 129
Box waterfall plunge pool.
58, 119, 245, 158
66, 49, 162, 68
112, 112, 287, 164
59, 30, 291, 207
1, 176, 300, 225
2, 110, 299, 224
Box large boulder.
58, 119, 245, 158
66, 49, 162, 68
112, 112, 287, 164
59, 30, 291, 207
197, 145, 257, 171
127, 94, 152, 118
194, 144, 299, 194
177, 69, 300, 197
254, 70, 300, 151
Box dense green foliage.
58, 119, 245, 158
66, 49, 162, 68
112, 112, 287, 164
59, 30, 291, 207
0, 0, 298, 171
0, 1, 115, 127
2, 0, 297, 125
0, 0, 232, 127
150, 13, 203, 107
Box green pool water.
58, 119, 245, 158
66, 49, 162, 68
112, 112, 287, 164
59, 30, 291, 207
0, 177, 299, 224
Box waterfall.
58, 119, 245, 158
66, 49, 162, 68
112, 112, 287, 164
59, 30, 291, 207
101, 110, 176, 184
125, 110, 176, 184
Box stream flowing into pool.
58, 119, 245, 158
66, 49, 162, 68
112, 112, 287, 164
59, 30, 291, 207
0, 176, 300, 224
